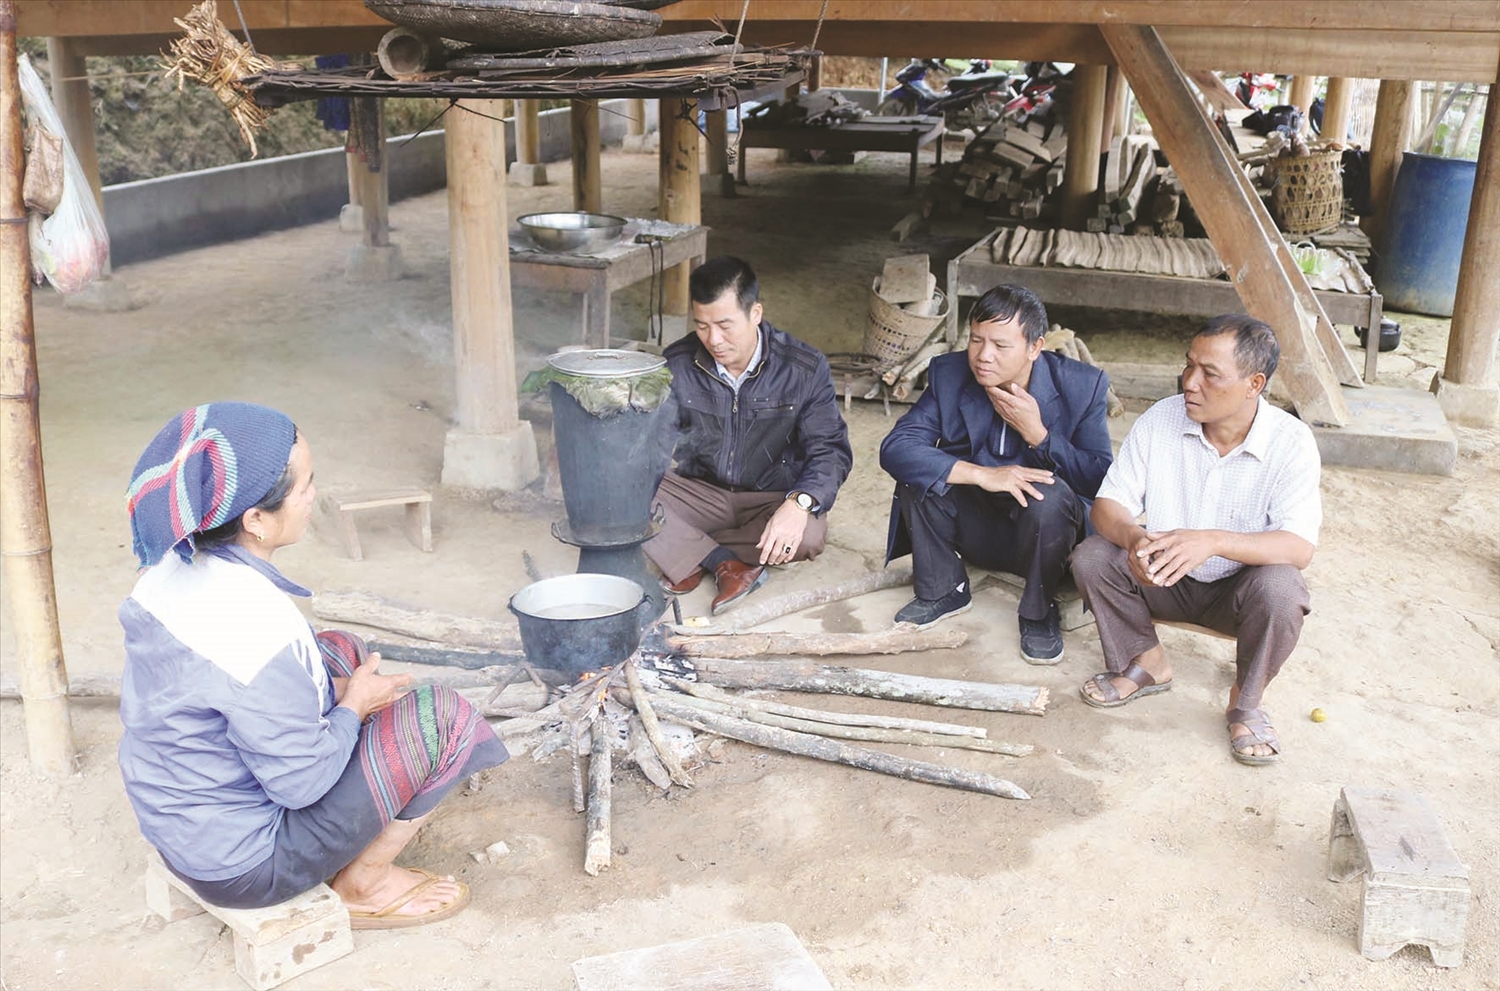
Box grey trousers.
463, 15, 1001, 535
643, 471, 828, 584
1069, 534, 1310, 710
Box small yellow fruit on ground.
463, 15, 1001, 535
1310, 707, 1327, 723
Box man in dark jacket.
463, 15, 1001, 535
646, 256, 853, 615
879, 284, 1112, 662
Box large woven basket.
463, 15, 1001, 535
1267, 148, 1345, 236
863, 277, 949, 373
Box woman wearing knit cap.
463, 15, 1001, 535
118, 402, 508, 928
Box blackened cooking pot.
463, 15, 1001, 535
508, 573, 652, 674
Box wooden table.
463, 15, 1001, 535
737, 116, 946, 192
947, 230, 1387, 382
509, 220, 709, 347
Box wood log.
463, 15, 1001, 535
368, 640, 523, 668
664, 678, 988, 738
0, 664, 529, 701
455, 682, 549, 717
625, 660, 693, 787
667, 627, 965, 659
688, 658, 1048, 715
652, 689, 1032, 756
647, 697, 1029, 800
571, 737, 587, 814
312, 590, 522, 651
700, 564, 913, 633
583, 719, 613, 875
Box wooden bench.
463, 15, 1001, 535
330, 489, 433, 561
144, 851, 354, 990
1327, 787, 1470, 967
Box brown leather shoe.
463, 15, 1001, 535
710, 559, 768, 615
662, 568, 704, 595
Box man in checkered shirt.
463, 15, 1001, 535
1070, 314, 1320, 766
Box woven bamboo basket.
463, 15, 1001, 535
1267, 148, 1345, 236
863, 278, 949, 373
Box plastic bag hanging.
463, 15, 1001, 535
16, 54, 110, 295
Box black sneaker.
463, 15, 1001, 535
1019, 602, 1065, 664
894, 582, 973, 630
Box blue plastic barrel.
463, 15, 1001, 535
1377, 152, 1477, 317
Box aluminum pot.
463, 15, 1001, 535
508, 573, 651, 674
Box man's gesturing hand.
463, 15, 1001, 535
986, 382, 1048, 448
756, 499, 810, 565
972, 464, 1055, 507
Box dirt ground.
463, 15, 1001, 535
2, 141, 1497, 991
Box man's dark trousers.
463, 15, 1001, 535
897, 478, 1084, 622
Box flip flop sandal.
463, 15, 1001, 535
1227, 706, 1282, 766
347, 867, 471, 930
1079, 661, 1173, 709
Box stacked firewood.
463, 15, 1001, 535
936, 117, 1069, 221
1085, 135, 1191, 237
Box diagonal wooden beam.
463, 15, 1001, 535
1102, 22, 1351, 425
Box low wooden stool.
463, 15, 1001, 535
144, 851, 353, 990
571, 922, 831, 991
331, 489, 433, 561
1327, 787, 1470, 967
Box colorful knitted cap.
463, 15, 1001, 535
127, 403, 297, 568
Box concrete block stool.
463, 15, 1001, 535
1327, 787, 1470, 967
145, 851, 354, 989
331, 488, 433, 561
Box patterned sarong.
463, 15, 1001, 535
174, 630, 507, 909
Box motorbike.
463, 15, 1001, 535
876, 58, 1015, 134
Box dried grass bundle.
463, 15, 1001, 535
160, 0, 284, 157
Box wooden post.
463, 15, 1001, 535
1321, 77, 1354, 142
626, 98, 645, 137
1288, 74, 1317, 133
658, 98, 700, 315
571, 99, 601, 213
1103, 23, 1350, 425
1, 1, 75, 777
509, 99, 547, 185
344, 97, 401, 281
1061, 63, 1107, 230
705, 108, 734, 198
1437, 88, 1500, 422
1102, 65, 1126, 149
1362, 80, 1414, 248
808, 56, 822, 92
441, 100, 538, 489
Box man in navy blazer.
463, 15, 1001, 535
879, 284, 1113, 662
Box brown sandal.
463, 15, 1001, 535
1227, 706, 1282, 765
1079, 662, 1173, 709
346, 868, 471, 930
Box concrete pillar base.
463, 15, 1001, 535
1431, 372, 1500, 427
345, 243, 404, 283
339, 204, 364, 233
508, 161, 549, 186
62, 275, 137, 312
441, 424, 539, 491
703, 172, 738, 198
621, 133, 658, 154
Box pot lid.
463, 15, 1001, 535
547, 349, 666, 377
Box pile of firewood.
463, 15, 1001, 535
1087, 135, 1189, 236
936, 116, 1069, 222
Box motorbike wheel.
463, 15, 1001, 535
875, 97, 917, 117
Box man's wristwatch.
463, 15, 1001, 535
787, 490, 817, 513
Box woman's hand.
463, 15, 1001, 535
335, 653, 412, 721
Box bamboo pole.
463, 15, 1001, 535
1061, 63, 1107, 230
570, 98, 601, 214
1, 0, 75, 777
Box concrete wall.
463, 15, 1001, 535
103, 99, 657, 266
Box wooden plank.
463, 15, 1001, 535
572, 922, 831, 991
1102, 23, 1349, 425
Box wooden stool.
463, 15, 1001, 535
144, 851, 353, 990
331, 489, 433, 561
1327, 787, 1470, 967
